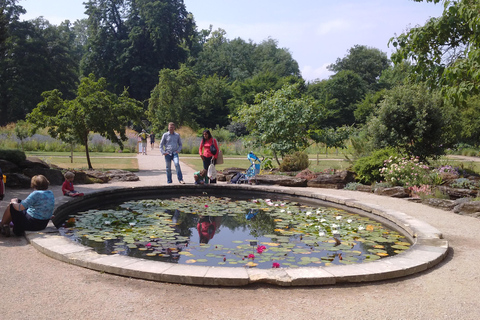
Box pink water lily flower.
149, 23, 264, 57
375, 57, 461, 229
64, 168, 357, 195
272, 262, 280, 268
256, 245, 266, 254
248, 254, 255, 259
204, 205, 209, 208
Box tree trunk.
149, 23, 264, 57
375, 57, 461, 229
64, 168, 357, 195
273, 150, 281, 166
85, 137, 93, 170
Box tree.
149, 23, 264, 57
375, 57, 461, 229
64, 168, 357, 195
197, 75, 232, 128
328, 45, 390, 91
365, 83, 455, 160
147, 66, 199, 131
235, 84, 320, 165
390, 0, 480, 103
81, 0, 196, 101
27, 74, 143, 169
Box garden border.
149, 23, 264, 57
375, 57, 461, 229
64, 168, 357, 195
26, 184, 448, 286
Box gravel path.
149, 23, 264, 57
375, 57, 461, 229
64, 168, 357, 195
1, 148, 480, 319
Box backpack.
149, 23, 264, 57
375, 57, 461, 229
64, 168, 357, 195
229, 172, 245, 184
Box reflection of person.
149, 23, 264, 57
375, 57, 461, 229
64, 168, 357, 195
62, 171, 84, 197
194, 169, 209, 184
197, 216, 220, 244
159, 122, 184, 184
149, 132, 155, 150
199, 129, 219, 183
139, 129, 148, 155
1, 175, 55, 237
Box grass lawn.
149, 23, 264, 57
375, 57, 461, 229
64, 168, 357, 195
26, 152, 138, 171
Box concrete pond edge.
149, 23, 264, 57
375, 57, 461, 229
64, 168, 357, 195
25, 184, 449, 287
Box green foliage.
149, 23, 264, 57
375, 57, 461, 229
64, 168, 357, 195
344, 182, 365, 191
354, 90, 387, 124
365, 84, 454, 160
235, 84, 319, 164
380, 156, 441, 187
261, 156, 274, 171
352, 148, 398, 184
450, 178, 477, 190
279, 151, 309, 172
0, 148, 26, 163
391, 0, 480, 104
328, 44, 391, 92
27, 74, 143, 169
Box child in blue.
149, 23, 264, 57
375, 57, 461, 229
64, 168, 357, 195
0, 175, 55, 237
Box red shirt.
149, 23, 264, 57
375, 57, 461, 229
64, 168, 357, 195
199, 138, 219, 159
62, 180, 74, 194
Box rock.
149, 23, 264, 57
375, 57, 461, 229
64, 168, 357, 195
105, 170, 139, 182
71, 171, 88, 184
437, 186, 478, 199
85, 170, 110, 183
221, 168, 247, 175
254, 175, 308, 187
306, 171, 355, 189
23, 167, 64, 185
295, 169, 318, 180
19, 157, 50, 169
454, 201, 480, 216
0, 159, 20, 173
5, 173, 31, 188
421, 198, 456, 211
374, 187, 410, 198
355, 185, 373, 193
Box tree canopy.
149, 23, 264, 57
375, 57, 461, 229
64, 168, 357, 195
390, 0, 480, 103
27, 74, 143, 169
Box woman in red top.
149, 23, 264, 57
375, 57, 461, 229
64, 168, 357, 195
199, 130, 219, 183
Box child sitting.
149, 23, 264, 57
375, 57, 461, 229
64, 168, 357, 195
194, 169, 209, 185
62, 172, 84, 197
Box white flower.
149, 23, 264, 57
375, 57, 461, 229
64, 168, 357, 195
287, 211, 292, 214
306, 211, 312, 216
358, 226, 365, 231
331, 224, 338, 228
318, 231, 325, 237
320, 218, 326, 223
336, 216, 342, 220
104, 221, 111, 225
347, 219, 352, 224
280, 209, 285, 213
129, 222, 136, 226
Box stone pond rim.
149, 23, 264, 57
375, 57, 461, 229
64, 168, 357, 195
26, 184, 449, 287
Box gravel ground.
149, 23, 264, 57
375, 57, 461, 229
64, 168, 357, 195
1, 148, 480, 319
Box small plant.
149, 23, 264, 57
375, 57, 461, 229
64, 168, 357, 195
409, 185, 432, 199
352, 148, 398, 184
450, 178, 477, 189
344, 182, 364, 191
279, 151, 309, 172
372, 181, 394, 188
261, 156, 275, 171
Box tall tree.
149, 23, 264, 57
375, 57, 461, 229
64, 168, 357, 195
28, 74, 143, 169
81, 0, 196, 101
328, 44, 390, 91
390, 0, 480, 103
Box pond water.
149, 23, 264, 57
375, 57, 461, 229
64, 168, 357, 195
59, 196, 411, 269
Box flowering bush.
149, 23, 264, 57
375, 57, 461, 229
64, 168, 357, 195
380, 156, 440, 187
409, 185, 432, 198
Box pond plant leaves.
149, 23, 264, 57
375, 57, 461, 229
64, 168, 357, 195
60, 196, 411, 269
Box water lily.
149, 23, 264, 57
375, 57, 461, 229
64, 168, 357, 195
358, 226, 365, 231
129, 222, 136, 226
104, 221, 111, 225
204, 205, 209, 208
272, 262, 280, 268
256, 245, 266, 254
248, 254, 255, 259
320, 218, 326, 223
306, 211, 312, 216
336, 216, 342, 220
280, 209, 286, 213
331, 224, 338, 228
347, 219, 352, 223
318, 231, 325, 237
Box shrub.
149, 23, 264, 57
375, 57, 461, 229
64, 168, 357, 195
380, 156, 440, 187
279, 151, 309, 172
344, 182, 364, 191
450, 178, 477, 189
0, 149, 27, 163
352, 148, 398, 184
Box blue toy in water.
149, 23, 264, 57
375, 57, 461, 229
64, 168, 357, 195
246, 209, 259, 220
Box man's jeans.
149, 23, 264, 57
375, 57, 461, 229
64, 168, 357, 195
164, 153, 183, 183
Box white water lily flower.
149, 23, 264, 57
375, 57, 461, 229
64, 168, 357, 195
320, 218, 326, 223
336, 216, 342, 220
306, 211, 312, 216
316, 210, 321, 214
274, 204, 279, 207
358, 226, 365, 231
280, 209, 285, 213
331, 224, 338, 228
129, 222, 136, 226
104, 221, 111, 225
347, 219, 352, 223
318, 231, 325, 237
287, 211, 292, 214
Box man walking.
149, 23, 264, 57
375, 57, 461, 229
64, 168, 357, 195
159, 122, 185, 184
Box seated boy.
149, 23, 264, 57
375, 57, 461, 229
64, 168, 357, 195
194, 169, 209, 185
62, 171, 84, 197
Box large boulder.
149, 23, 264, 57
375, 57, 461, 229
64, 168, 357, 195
19, 157, 50, 169
0, 159, 20, 173
421, 198, 456, 211
5, 173, 31, 188
437, 186, 478, 199
374, 187, 410, 198
23, 167, 64, 185
254, 175, 308, 187
307, 171, 355, 189
295, 169, 318, 180
454, 200, 480, 217
105, 170, 139, 182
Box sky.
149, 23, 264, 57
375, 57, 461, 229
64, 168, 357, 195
19, 0, 445, 82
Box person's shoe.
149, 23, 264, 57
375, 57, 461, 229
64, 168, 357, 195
1, 224, 11, 237
179, 180, 185, 184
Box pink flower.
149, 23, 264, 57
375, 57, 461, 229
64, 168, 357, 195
256, 245, 266, 254
248, 254, 255, 259
145, 243, 152, 247
204, 205, 208, 208
272, 262, 280, 268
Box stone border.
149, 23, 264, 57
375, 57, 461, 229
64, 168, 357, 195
25, 184, 448, 287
